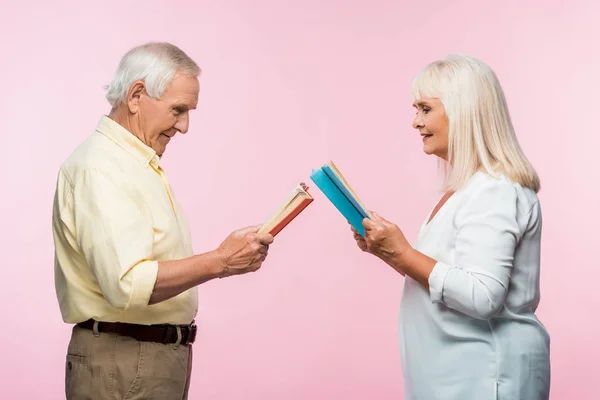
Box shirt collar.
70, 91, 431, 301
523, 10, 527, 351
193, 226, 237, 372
95, 115, 161, 167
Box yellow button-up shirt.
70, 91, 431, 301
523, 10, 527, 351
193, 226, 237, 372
52, 116, 197, 325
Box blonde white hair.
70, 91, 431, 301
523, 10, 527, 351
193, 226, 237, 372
105, 42, 200, 108
412, 54, 540, 193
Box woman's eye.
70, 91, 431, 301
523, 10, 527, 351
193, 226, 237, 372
423, 107, 431, 114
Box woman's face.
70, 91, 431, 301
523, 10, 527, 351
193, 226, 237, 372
412, 97, 449, 160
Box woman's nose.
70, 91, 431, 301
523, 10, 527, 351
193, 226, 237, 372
412, 114, 423, 129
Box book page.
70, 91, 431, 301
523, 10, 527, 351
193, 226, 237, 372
328, 161, 373, 219
260, 184, 312, 233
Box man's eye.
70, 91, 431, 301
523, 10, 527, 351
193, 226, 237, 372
172, 109, 182, 115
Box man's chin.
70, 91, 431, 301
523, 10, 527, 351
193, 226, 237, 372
153, 145, 166, 157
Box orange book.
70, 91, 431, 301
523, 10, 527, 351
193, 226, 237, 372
258, 182, 314, 237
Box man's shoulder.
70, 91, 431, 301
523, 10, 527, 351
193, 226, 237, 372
59, 132, 129, 185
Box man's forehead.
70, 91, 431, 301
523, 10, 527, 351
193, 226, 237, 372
166, 88, 199, 108
163, 74, 199, 94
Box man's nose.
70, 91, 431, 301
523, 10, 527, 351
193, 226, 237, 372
176, 114, 189, 134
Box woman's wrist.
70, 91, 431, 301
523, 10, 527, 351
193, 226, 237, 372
377, 244, 413, 275
392, 248, 437, 289
389, 244, 414, 268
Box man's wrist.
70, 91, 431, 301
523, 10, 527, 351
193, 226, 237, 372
209, 249, 230, 278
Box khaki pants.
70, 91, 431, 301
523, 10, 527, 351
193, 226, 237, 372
65, 325, 193, 400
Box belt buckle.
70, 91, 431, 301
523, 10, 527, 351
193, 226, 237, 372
187, 323, 197, 345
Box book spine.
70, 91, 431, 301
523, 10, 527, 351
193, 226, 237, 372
309, 169, 367, 237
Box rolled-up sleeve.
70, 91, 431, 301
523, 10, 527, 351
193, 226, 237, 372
428, 182, 521, 320
72, 168, 158, 310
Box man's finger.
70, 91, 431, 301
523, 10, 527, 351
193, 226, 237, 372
258, 233, 274, 245
239, 225, 261, 236
250, 262, 261, 272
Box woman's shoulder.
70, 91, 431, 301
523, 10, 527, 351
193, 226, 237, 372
460, 171, 540, 216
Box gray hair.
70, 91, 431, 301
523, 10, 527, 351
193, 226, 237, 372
105, 42, 201, 108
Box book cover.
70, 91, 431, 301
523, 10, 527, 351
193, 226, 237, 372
309, 161, 372, 237
259, 182, 314, 237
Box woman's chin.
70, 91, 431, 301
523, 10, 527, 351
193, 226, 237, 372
423, 145, 448, 160
422, 145, 436, 155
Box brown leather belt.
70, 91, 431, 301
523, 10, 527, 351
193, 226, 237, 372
77, 319, 197, 345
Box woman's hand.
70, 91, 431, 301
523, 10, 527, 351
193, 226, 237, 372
355, 211, 439, 287
350, 224, 369, 252
350, 212, 411, 276
363, 211, 412, 266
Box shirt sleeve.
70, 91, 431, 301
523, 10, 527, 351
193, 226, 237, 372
427, 181, 522, 320
72, 168, 159, 310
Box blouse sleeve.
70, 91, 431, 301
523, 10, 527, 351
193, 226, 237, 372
427, 181, 526, 320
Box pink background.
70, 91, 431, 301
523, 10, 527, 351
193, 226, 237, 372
1, 0, 599, 398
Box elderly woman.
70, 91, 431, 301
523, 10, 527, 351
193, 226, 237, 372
352, 54, 551, 399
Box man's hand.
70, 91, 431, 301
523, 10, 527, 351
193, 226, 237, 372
149, 225, 274, 304
215, 226, 274, 278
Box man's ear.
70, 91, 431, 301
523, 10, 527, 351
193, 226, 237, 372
127, 80, 146, 113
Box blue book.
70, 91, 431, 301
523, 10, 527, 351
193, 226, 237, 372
310, 161, 372, 237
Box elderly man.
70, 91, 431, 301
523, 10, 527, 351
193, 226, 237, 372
52, 42, 274, 399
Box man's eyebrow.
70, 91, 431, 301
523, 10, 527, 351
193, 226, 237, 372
173, 104, 190, 111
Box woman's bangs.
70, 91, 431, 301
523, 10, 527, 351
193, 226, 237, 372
411, 64, 445, 100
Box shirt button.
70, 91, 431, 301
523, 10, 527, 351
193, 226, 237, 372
68, 361, 72, 370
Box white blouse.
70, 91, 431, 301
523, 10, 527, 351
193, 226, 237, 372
399, 171, 551, 400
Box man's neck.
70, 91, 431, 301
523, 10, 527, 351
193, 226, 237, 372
108, 107, 146, 145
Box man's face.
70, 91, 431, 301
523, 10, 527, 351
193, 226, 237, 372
134, 73, 199, 156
